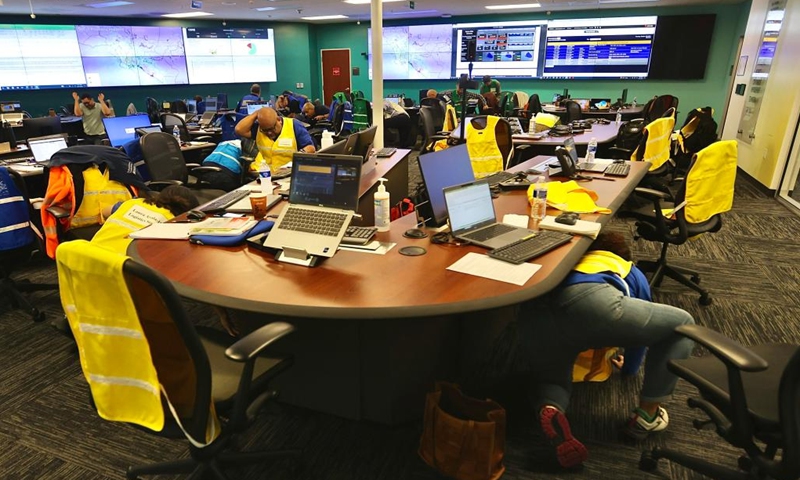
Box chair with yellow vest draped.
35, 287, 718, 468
55, 239, 300, 480
632, 140, 737, 305
465, 116, 514, 178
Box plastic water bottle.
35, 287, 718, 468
586, 137, 598, 163
257, 160, 272, 194
615, 111, 622, 125
631, 97, 638, 108
172, 125, 181, 142
321, 130, 334, 150
530, 176, 548, 230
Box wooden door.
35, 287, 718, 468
321, 49, 351, 106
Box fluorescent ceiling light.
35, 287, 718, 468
598, 0, 658, 3
255, 6, 276, 10
301, 15, 349, 20
387, 9, 438, 14
485, 3, 541, 9
161, 11, 215, 17
344, 0, 405, 4
86, 1, 134, 7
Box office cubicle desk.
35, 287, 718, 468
542, 104, 644, 122
130, 159, 647, 424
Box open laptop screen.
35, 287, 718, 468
443, 181, 496, 233
103, 115, 153, 147
590, 98, 611, 110
28, 136, 68, 163
247, 103, 269, 115
289, 153, 362, 211
417, 144, 475, 227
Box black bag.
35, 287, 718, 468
680, 107, 718, 154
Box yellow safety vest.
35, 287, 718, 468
466, 116, 504, 179
529, 180, 612, 214
684, 140, 737, 223
91, 198, 173, 255
634, 116, 675, 171
254, 117, 298, 173
71, 165, 133, 228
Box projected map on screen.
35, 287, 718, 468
76, 25, 188, 86
183, 27, 277, 84
369, 24, 453, 80
0, 25, 87, 91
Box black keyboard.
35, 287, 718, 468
481, 171, 516, 188
463, 223, 516, 243
604, 163, 631, 177
197, 189, 251, 213
488, 230, 573, 265
375, 147, 397, 158
3, 156, 34, 164
279, 207, 348, 237
342, 225, 378, 245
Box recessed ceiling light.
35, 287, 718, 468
255, 6, 276, 10
485, 3, 541, 10
597, 0, 658, 3
387, 9, 437, 14
162, 11, 215, 17
344, 0, 405, 4
221, 1, 236, 5
86, 1, 134, 7
301, 15, 349, 20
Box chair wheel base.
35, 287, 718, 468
639, 450, 659, 472
699, 294, 713, 306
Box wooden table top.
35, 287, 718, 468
130, 159, 647, 320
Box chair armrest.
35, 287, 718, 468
45, 205, 70, 219
185, 163, 202, 169
189, 166, 222, 175
675, 324, 769, 372
608, 146, 633, 160
192, 136, 213, 142
146, 180, 183, 191
226, 322, 295, 362
634, 187, 671, 201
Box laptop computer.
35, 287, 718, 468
443, 180, 537, 249
197, 111, 216, 128
590, 98, 612, 111
27, 135, 68, 163
562, 137, 615, 173
103, 115, 152, 147
263, 152, 363, 259
417, 144, 476, 227
247, 103, 269, 115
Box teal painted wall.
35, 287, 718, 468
311, 3, 751, 121
0, 15, 315, 116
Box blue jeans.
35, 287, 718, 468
517, 282, 695, 412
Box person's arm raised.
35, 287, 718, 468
235, 112, 258, 139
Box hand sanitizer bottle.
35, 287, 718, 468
374, 178, 390, 232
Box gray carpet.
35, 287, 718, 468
1, 162, 798, 480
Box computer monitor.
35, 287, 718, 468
563, 88, 570, 99
162, 101, 171, 110
205, 96, 218, 112
417, 144, 475, 227
590, 98, 612, 111
621, 88, 629, 104
1, 101, 22, 113
247, 103, 269, 115
102, 115, 153, 147
20, 116, 62, 141
385, 97, 401, 105
318, 137, 349, 154
216, 93, 228, 110
27, 135, 68, 163
186, 99, 197, 114
352, 125, 377, 161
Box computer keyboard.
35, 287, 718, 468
604, 162, 631, 177
272, 166, 292, 180
375, 147, 397, 157
488, 230, 573, 265
2, 156, 34, 164
481, 171, 517, 188
197, 189, 251, 213
342, 225, 378, 245
279, 207, 348, 237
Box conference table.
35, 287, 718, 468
130, 157, 648, 424
542, 104, 645, 122
513, 122, 620, 162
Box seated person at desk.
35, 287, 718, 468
383, 99, 413, 148
438, 84, 490, 114
234, 107, 315, 172
238, 84, 262, 107
517, 232, 695, 469
296, 101, 330, 128
194, 95, 206, 115
72, 91, 113, 144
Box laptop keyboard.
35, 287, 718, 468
488, 230, 573, 264
463, 223, 516, 243
280, 207, 348, 236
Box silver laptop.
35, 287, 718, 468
263, 152, 362, 258
198, 111, 215, 128
27, 135, 68, 163
443, 180, 536, 249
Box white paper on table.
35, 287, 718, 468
447, 252, 541, 286
128, 221, 209, 240
502, 214, 529, 228
338, 241, 396, 255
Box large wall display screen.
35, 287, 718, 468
0, 25, 87, 91
76, 25, 189, 87
368, 24, 453, 80
454, 21, 547, 78
184, 27, 277, 85
543, 16, 657, 79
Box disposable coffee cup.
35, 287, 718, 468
249, 192, 268, 220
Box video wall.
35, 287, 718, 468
0, 24, 276, 91
369, 15, 671, 81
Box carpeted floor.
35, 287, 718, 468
1, 159, 798, 480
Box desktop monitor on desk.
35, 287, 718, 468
205, 97, 218, 113
351, 125, 377, 161
216, 93, 228, 110
246, 103, 269, 115
1, 101, 22, 113
186, 99, 197, 114
417, 144, 475, 227
103, 115, 153, 147
20, 116, 62, 141
573, 99, 591, 112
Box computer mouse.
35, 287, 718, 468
403, 228, 428, 239
525, 168, 544, 175
555, 212, 579, 225
186, 210, 207, 222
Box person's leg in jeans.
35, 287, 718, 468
518, 283, 695, 466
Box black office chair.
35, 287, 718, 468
160, 113, 212, 144
0, 167, 58, 322
139, 132, 226, 204
563, 100, 583, 123
55, 239, 300, 480
171, 99, 189, 114
643, 94, 679, 123
640, 323, 800, 480
633, 140, 737, 305
418, 105, 451, 153
145, 97, 160, 124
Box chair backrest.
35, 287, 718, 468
527, 94, 543, 116
171, 100, 189, 114
467, 116, 513, 167
352, 98, 371, 133
632, 116, 675, 170
498, 92, 515, 117
679, 107, 718, 155
678, 139, 737, 224
564, 100, 583, 122
615, 118, 646, 151
482, 92, 500, 115
145, 97, 160, 124
419, 106, 442, 151
513, 91, 529, 110
139, 132, 189, 184
0, 167, 36, 252
644, 94, 679, 123
160, 113, 189, 142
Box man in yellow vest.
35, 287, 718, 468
234, 106, 315, 172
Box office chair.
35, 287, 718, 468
513, 93, 542, 132
465, 116, 514, 174
640, 323, 800, 480
55, 239, 300, 480
161, 113, 212, 144
145, 97, 160, 124
632, 140, 737, 305
497, 91, 515, 117
628, 115, 678, 179
564, 100, 583, 123
0, 167, 58, 321
139, 132, 226, 204
418, 106, 451, 153
171, 99, 189, 114
352, 97, 371, 133
674, 107, 718, 175
482, 92, 500, 115
643, 94, 679, 123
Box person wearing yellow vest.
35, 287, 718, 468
234, 106, 315, 173
517, 232, 695, 469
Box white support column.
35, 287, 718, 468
370, 0, 384, 149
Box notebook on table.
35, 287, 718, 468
443, 180, 536, 249
263, 152, 363, 259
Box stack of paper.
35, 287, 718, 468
539, 215, 602, 239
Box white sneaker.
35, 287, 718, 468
625, 407, 669, 440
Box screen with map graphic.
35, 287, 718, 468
368, 24, 453, 80
0, 24, 88, 91
76, 25, 189, 87
453, 20, 547, 78
183, 27, 276, 84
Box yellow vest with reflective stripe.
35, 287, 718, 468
71, 165, 133, 228
633, 116, 675, 171
684, 140, 737, 223
91, 198, 173, 255
254, 117, 298, 173
466, 116, 504, 179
